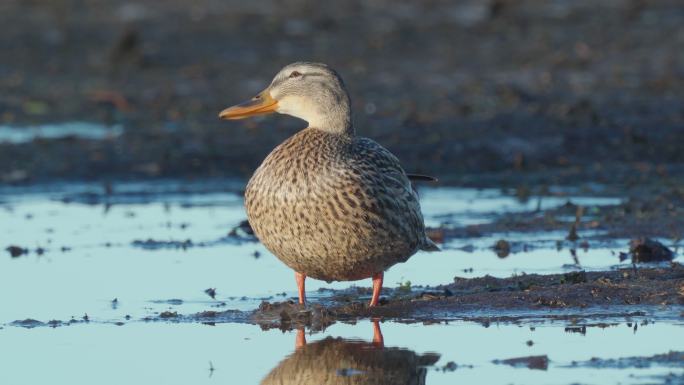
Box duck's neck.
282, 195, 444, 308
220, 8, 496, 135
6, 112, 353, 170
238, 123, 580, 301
306, 97, 354, 136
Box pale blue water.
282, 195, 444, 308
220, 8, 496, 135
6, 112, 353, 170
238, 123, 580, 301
2, 320, 683, 384
0, 122, 124, 143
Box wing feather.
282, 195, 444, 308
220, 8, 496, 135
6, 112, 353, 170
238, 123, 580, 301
350, 138, 436, 251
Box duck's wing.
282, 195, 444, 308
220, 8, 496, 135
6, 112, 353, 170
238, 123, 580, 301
351, 138, 414, 196
351, 138, 439, 252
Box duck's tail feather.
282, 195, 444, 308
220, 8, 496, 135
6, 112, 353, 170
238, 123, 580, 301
407, 174, 438, 183
421, 237, 441, 252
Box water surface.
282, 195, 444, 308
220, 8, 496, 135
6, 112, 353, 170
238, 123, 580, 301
1, 181, 681, 384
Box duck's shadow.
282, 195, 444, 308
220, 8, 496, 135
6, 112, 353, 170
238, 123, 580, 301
261, 320, 440, 385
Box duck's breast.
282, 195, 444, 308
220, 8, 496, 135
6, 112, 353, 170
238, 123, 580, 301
244, 130, 423, 281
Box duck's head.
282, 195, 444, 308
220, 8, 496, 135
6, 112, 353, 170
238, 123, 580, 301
219, 62, 352, 134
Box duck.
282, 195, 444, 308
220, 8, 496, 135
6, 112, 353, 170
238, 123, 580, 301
219, 62, 438, 307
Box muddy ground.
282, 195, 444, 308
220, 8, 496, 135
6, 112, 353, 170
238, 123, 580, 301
0, 0, 683, 186
211, 263, 684, 331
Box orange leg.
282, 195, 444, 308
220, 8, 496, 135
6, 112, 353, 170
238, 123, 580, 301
372, 319, 384, 347
295, 271, 306, 305
295, 328, 306, 349
369, 272, 384, 307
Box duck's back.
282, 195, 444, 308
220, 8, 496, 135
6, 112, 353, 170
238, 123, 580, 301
245, 128, 432, 282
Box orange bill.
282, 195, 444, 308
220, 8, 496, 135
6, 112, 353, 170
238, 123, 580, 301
218, 90, 278, 120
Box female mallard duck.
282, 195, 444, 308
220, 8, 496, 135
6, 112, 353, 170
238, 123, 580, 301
220, 62, 438, 307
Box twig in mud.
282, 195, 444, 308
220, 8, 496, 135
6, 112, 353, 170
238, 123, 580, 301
566, 205, 584, 242
570, 248, 580, 266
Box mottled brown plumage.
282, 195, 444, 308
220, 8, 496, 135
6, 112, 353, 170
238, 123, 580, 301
220, 62, 438, 303
245, 128, 436, 282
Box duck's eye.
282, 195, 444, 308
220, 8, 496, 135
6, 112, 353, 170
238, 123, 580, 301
288, 71, 302, 79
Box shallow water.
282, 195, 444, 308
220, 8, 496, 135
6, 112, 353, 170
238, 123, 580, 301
0, 122, 124, 144
2, 319, 683, 384
0, 181, 649, 321
419, 187, 621, 228
1, 181, 682, 384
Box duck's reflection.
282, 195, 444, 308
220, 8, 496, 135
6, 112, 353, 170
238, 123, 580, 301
261, 320, 440, 385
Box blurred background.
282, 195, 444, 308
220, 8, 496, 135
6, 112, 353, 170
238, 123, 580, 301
0, 0, 682, 185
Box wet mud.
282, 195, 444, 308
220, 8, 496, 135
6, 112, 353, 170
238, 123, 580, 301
493, 355, 549, 371
434, 186, 684, 245
565, 351, 684, 369
130, 229, 255, 251
247, 263, 684, 331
